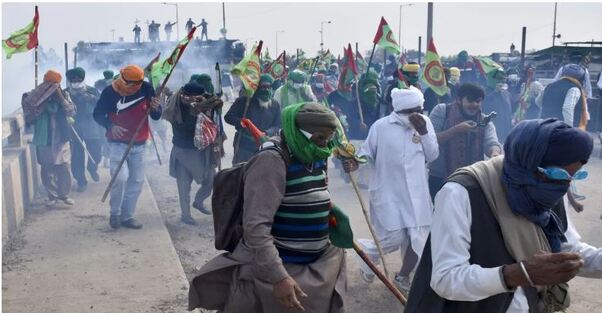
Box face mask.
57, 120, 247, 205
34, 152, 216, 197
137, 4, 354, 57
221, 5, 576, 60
406, 75, 419, 85
395, 113, 412, 127
315, 83, 324, 89
292, 82, 304, 89
71, 82, 85, 89
449, 76, 460, 85
256, 88, 272, 102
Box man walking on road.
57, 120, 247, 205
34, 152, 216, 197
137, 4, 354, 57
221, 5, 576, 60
93, 65, 162, 229
356, 86, 439, 295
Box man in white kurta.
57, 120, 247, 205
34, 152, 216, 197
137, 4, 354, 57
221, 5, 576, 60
356, 86, 439, 293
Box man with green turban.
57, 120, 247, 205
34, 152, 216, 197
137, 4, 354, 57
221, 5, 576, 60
190, 73, 215, 95
225, 74, 282, 164
65, 67, 104, 192
94, 70, 114, 92
273, 69, 317, 109
189, 102, 358, 313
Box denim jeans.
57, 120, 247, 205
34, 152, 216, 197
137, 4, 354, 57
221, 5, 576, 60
108, 142, 146, 221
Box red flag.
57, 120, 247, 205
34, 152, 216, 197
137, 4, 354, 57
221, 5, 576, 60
2, 6, 39, 59
338, 44, 358, 91
372, 17, 400, 54
263, 51, 287, 80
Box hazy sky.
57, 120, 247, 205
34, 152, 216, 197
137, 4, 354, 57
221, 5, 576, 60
2, 1, 602, 114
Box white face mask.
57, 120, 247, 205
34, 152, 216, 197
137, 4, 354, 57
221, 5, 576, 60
395, 113, 413, 128
292, 82, 304, 89
71, 82, 85, 89
258, 99, 271, 109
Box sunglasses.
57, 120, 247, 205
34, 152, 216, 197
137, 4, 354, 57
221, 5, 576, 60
122, 77, 144, 85
537, 167, 588, 181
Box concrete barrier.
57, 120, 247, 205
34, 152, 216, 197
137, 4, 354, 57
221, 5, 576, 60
2, 110, 40, 241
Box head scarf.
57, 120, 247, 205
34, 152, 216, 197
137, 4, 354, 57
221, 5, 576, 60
358, 69, 381, 109
282, 102, 336, 164
66, 67, 86, 82
502, 119, 593, 251
391, 86, 424, 111
43, 70, 62, 84
561, 64, 586, 82
449, 67, 461, 85
288, 69, 307, 83
112, 65, 144, 96
192, 73, 214, 94
103, 70, 114, 80
181, 81, 205, 95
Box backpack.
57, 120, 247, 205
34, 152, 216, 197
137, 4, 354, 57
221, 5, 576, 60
212, 140, 290, 252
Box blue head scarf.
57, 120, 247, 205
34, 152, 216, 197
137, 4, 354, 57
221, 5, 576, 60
502, 119, 593, 252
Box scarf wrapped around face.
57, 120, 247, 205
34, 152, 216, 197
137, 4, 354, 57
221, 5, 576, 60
112, 65, 144, 96
502, 119, 593, 251
281, 102, 337, 164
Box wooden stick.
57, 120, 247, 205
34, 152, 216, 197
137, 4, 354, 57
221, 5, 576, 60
354, 75, 366, 129
353, 241, 407, 305
70, 125, 97, 165
348, 172, 390, 279
148, 126, 162, 165
102, 27, 197, 202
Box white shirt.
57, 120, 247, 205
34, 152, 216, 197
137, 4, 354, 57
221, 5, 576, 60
562, 87, 581, 126
358, 113, 439, 230
431, 182, 602, 313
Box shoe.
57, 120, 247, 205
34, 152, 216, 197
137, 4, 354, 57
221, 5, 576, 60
76, 184, 87, 192
181, 216, 198, 225
394, 274, 412, 296
46, 199, 58, 207
60, 197, 75, 205
359, 268, 375, 283
121, 218, 143, 229
109, 215, 121, 229
90, 171, 100, 182
192, 201, 212, 215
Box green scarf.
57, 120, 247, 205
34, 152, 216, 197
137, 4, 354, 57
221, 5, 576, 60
33, 101, 59, 146
281, 103, 335, 164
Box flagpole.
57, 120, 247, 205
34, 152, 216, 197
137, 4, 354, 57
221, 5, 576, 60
365, 43, 377, 77
102, 27, 197, 202
34, 46, 39, 87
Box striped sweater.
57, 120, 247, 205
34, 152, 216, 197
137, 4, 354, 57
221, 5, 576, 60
271, 159, 331, 264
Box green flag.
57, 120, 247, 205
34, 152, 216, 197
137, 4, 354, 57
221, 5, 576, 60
329, 205, 354, 249
231, 40, 263, 96
372, 17, 400, 55
421, 38, 449, 97
151, 27, 196, 89
2, 6, 39, 59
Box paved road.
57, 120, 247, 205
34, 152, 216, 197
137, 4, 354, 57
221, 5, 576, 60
148, 101, 602, 312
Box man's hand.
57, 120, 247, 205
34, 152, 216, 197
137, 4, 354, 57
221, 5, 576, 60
273, 276, 307, 311
111, 125, 128, 139
409, 113, 428, 135
503, 252, 583, 288
150, 97, 161, 111
191, 96, 224, 115
342, 158, 359, 173
489, 147, 502, 158
454, 121, 478, 134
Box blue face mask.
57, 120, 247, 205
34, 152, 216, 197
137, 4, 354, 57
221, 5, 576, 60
537, 167, 588, 181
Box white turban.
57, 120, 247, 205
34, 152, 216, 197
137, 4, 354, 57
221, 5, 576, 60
391, 86, 424, 111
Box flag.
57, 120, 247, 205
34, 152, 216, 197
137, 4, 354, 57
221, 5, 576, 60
473, 56, 502, 77
3, 6, 39, 59
231, 40, 263, 96
338, 44, 358, 91
421, 38, 449, 96
151, 27, 196, 90
144, 52, 161, 88
372, 17, 400, 55
264, 51, 287, 80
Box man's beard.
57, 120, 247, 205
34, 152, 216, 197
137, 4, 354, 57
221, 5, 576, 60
258, 99, 271, 109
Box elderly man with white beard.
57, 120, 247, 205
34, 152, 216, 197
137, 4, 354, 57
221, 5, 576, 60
355, 86, 439, 295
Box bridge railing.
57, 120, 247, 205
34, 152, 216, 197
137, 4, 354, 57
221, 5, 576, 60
2, 109, 40, 241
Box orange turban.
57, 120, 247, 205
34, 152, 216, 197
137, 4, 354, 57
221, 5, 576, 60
43, 70, 62, 84
112, 65, 145, 96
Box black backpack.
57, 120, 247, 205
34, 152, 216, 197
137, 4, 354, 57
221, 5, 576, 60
212, 140, 289, 252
